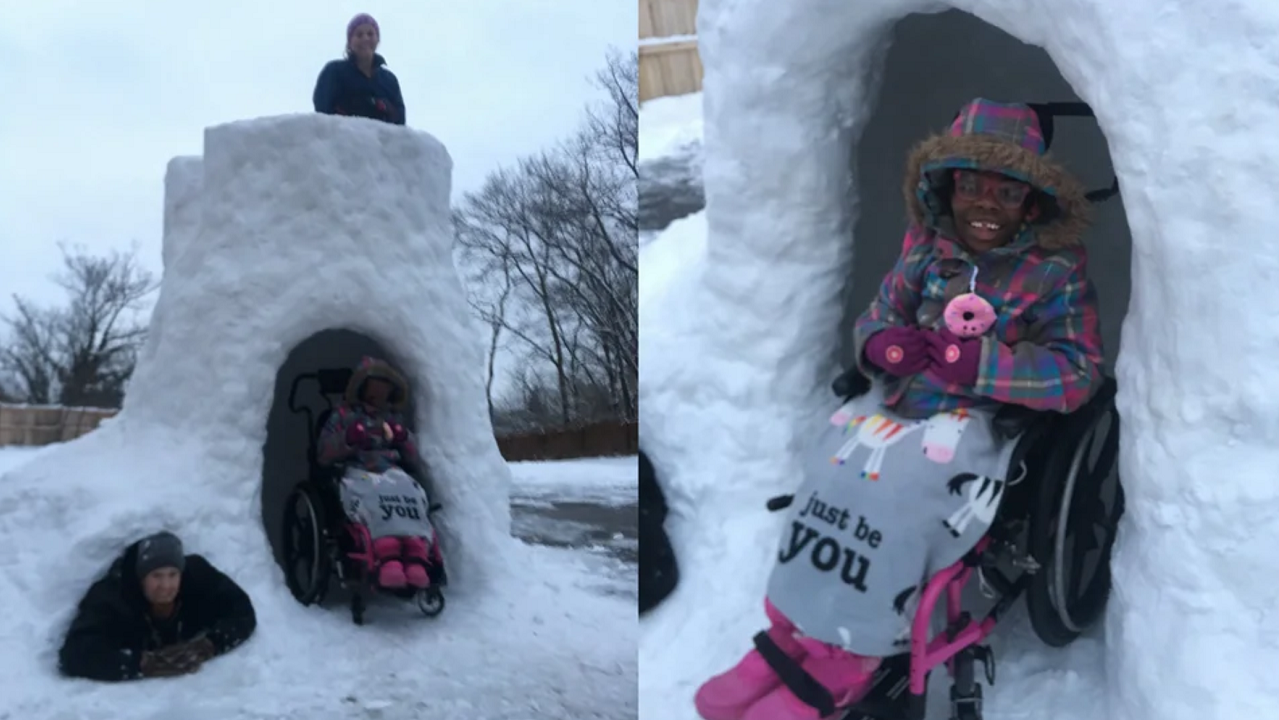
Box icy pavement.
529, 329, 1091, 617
509, 456, 638, 604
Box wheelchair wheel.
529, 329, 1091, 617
282, 482, 331, 606
1026, 387, 1124, 647
416, 587, 445, 617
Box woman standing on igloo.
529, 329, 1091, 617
694, 99, 1105, 720
312, 13, 406, 125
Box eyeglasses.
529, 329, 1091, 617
952, 170, 1031, 209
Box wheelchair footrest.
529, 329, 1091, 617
766, 495, 794, 512
841, 654, 914, 720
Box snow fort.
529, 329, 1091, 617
0, 114, 634, 719
639, 3, 1279, 720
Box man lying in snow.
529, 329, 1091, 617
694, 98, 1105, 720
318, 356, 439, 591
58, 531, 256, 681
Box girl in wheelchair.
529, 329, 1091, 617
318, 356, 437, 591
694, 98, 1107, 720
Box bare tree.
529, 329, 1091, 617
454, 49, 638, 431
464, 252, 515, 418
454, 171, 575, 426
587, 49, 640, 181
0, 244, 157, 408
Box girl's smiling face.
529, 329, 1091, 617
950, 169, 1040, 252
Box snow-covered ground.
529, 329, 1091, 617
0, 444, 637, 720
509, 456, 637, 506
0, 114, 637, 720
636, 3, 1279, 719
509, 456, 638, 604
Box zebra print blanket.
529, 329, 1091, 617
765, 382, 1019, 657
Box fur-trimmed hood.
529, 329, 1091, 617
903, 98, 1091, 250
344, 356, 410, 411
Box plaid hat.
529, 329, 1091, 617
136, 531, 186, 578
347, 13, 379, 39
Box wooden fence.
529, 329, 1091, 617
1, 402, 636, 463
0, 404, 118, 447
496, 421, 639, 462
639, 0, 704, 102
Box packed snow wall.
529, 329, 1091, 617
0, 113, 513, 694
639, 1, 1279, 720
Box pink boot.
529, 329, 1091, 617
401, 536, 431, 589
741, 638, 880, 720
371, 536, 406, 589
694, 599, 806, 720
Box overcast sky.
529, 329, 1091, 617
0, 0, 634, 312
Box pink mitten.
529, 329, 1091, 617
864, 327, 930, 377
924, 328, 982, 386
390, 423, 408, 444
345, 422, 371, 449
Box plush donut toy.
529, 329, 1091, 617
941, 265, 997, 342
943, 292, 997, 338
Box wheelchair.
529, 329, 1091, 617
754, 368, 1124, 720
279, 368, 448, 625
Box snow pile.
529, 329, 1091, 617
638, 2, 1279, 720
638, 93, 705, 236
639, 93, 704, 164
0, 443, 58, 477
0, 113, 634, 719
509, 455, 639, 507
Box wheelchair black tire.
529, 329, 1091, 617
282, 482, 332, 606
1026, 393, 1123, 647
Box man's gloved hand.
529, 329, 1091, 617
140, 649, 196, 678
150, 637, 218, 676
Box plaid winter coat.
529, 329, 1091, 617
852, 98, 1104, 419
317, 356, 421, 474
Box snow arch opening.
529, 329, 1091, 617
261, 328, 422, 570
841, 9, 1132, 372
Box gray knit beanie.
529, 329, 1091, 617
135, 531, 186, 578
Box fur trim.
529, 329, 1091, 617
902, 133, 1092, 250
344, 357, 410, 411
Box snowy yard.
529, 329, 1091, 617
0, 446, 637, 719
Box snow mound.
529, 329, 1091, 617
509, 456, 639, 507
638, 93, 705, 163
1, 113, 634, 719
639, 2, 1279, 720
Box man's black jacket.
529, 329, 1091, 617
57, 539, 256, 681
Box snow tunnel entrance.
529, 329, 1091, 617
261, 329, 418, 570
841, 9, 1132, 370
839, 9, 1132, 631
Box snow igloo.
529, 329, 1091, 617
0, 114, 584, 716
638, 2, 1279, 720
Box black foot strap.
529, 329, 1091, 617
754, 631, 836, 718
